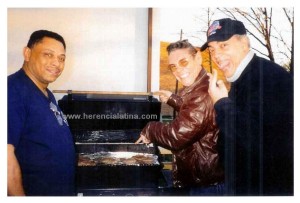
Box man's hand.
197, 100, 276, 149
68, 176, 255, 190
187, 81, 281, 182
135, 134, 151, 144
153, 90, 172, 103
207, 69, 228, 104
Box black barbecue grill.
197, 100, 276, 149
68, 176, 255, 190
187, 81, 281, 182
56, 91, 180, 196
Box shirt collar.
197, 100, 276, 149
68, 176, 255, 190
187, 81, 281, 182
226, 50, 254, 82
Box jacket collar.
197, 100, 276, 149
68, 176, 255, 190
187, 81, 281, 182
232, 53, 257, 85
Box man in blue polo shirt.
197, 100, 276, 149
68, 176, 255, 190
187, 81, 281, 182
8, 30, 76, 196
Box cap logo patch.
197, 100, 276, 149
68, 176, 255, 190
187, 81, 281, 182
208, 21, 222, 36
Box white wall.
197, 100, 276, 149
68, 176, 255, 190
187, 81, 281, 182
150, 8, 161, 92
7, 8, 149, 100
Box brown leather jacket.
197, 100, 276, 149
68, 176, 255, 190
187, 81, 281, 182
141, 68, 224, 187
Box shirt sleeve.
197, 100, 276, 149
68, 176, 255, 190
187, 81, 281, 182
8, 83, 26, 147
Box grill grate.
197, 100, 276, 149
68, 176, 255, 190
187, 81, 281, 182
73, 129, 141, 143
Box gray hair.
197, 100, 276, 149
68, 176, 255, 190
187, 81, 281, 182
234, 34, 251, 48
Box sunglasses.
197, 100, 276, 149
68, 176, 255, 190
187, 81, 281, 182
50, 102, 63, 126
168, 53, 196, 72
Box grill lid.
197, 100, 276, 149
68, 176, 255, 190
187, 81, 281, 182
56, 91, 161, 143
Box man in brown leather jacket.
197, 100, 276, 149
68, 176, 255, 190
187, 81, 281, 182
136, 40, 224, 195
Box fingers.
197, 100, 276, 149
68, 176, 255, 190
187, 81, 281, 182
159, 95, 169, 103
207, 69, 217, 88
135, 135, 151, 144
217, 80, 228, 93
153, 90, 172, 103
217, 80, 225, 88
153, 91, 165, 102
135, 136, 143, 144
207, 69, 228, 104
211, 69, 218, 85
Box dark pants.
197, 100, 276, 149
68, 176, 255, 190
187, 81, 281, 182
189, 183, 225, 196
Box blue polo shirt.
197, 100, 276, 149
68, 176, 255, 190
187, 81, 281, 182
8, 69, 76, 196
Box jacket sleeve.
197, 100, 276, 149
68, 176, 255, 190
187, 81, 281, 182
166, 94, 183, 112
214, 98, 236, 145
141, 93, 216, 151
214, 95, 262, 152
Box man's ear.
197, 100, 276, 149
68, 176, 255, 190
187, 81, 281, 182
23, 47, 31, 62
241, 36, 250, 51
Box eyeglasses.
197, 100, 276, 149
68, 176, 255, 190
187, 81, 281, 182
168, 53, 196, 72
50, 102, 63, 126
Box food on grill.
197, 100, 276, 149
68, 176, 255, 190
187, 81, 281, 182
133, 154, 156, 165
96, 157, 120, 165
77, 152, 158, 166
132, 154, 145, 160
121, 158, 138, 165
78, 156, 96, 166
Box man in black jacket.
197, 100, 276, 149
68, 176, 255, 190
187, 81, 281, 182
202, 18, 293, 195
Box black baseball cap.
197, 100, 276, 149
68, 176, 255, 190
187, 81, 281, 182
201, 18, 246, 51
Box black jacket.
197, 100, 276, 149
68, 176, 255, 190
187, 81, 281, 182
215, 54, 293, 195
